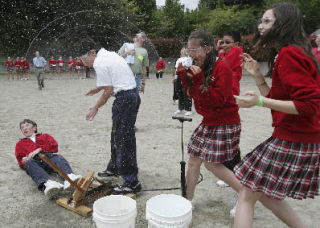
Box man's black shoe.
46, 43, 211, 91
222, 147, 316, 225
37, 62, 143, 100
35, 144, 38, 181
97, 169, 118, 177
113, 182, 142, 194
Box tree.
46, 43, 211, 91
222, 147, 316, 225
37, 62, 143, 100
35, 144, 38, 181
0, 0, 138, 57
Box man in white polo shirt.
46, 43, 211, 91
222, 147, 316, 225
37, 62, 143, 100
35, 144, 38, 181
85, 48, 141, 194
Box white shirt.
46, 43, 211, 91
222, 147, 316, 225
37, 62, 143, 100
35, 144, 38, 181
124, 43, 135, 64
94, 48, 136, 94
29, 134, 36, 143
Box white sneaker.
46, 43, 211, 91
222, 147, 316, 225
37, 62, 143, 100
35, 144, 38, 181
44, 180, 63, 199
174, 109, 183, 115
230, 194, 238, 218
216, 180, 229, 187
184, 111, 192, 116
64, 173, 82, 190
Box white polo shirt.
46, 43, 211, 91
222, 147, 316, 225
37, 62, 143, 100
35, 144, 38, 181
94, 48, 136, 94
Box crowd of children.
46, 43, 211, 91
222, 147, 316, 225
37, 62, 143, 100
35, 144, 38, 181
4, 55, 93, 80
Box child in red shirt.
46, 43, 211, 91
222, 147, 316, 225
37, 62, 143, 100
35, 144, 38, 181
14, 57, 21, 80
49, 56, 57, 77
156, 57, 165, 79
67, 56, 75, 77
75, 57, 83, 79
5, 56, 14, 80
23, 58, 30, 80
15, 119, 81, 199
57, 56, 64, 75
234, 3, 320, 227
176, 30, 242, 204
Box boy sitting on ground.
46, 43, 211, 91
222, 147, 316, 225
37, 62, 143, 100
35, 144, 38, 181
15, 119, 81, 199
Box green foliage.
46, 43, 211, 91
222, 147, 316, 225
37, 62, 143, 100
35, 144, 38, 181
200, 5, 259, 37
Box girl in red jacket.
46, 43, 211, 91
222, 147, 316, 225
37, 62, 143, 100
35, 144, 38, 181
156, 57, 165, 79
5, 56, 14, 80
176, 30, 242, 202
234, 3, 320, 227
14, 57, 21, 80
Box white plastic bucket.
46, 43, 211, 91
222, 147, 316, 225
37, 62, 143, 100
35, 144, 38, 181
93, 195, 137, 228
146, 194, 192, 228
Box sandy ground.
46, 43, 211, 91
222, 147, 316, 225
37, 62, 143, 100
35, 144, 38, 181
1, 72, 319, 228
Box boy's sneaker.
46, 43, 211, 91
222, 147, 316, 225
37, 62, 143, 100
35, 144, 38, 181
216, 180, 229, 187
44, 180, 63, 199
113, 182, 142, 195
174, 109, 183, 115
97, 169, 118, 178
63, 173, 82, 190
184, 111, 192, 116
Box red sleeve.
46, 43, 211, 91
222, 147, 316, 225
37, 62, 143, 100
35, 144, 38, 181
277, 46, 320, 117
200, 60, 234, 107
224, 47, 242, 81
36, 134, 58, 153
5, 61, 8, 67
15, 142, 26, 169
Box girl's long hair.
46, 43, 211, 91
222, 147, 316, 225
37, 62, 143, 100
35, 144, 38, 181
187, 30, 217, 93
253, 2, 319, 75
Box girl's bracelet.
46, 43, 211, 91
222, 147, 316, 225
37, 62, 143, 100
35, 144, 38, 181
256, 96, 264, 107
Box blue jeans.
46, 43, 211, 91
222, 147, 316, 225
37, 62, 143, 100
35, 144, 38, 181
135, 74, 141, 94
107, 88, 139, 185
24, 153, 73, 189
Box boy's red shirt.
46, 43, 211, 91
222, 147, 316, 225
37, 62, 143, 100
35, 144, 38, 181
49, 60, 57, 66
15, 133, 58, 169
219, 46, 243, 95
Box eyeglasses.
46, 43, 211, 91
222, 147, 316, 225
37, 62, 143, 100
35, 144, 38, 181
20, 123, 33, 129
220, 40, 234, 45
187, 47, 202, 53
258, 18, 275, 24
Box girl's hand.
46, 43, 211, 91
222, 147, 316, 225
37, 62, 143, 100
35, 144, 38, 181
234, 91, 260, 108
241, 53, 261, 77
189, 65, 201, 75
176, 62, 186, 72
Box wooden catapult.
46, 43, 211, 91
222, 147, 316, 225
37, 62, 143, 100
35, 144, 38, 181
39, 153, 134, 217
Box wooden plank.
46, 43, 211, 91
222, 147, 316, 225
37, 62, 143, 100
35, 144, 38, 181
73, 172, 95, 205
56, 198, 92, 217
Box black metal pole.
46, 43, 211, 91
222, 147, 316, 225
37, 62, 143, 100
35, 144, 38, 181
180, 121, 187, 198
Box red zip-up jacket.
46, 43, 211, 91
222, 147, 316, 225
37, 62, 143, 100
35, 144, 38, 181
219, 46, 243, 95
270, 46, 320, 143
177, 59, 240, 126
15, 133, 58, 169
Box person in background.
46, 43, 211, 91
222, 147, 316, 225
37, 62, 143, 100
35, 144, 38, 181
67, 56, 75, 77
156, 57, 165, 79
15, 119, 81, 199
14, 57, 21, 80
22, 57, 30, 80
57, 56, 65, 76
174, 47, 193, 116
75, 57, 83, 79
234, 3, 320, 227
312, 34, 320, 64
5, 57, 14, 80
215, 31, 243, 217
49, 56, 57, 78
32, 51, 47, 90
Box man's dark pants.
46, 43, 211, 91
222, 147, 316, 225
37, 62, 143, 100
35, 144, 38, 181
106, 88, 139, 185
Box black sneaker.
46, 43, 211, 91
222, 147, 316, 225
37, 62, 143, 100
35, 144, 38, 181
97, 169, 118, 177
113, 182, 142, 194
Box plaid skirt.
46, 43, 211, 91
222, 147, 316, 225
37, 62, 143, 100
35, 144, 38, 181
234, 137, 320, 200
7, 66, 13, 72
188, 123, 241, 163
